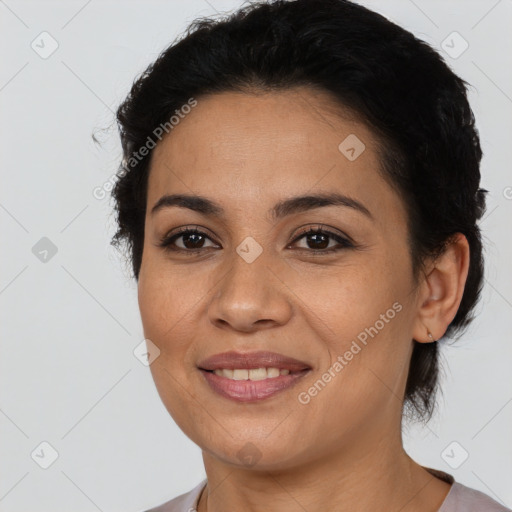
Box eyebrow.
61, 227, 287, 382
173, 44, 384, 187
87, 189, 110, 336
150, 192, 373, 221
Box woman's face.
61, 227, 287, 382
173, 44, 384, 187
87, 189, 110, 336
138, 88, 425, 470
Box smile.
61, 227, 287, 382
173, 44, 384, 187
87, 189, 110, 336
199, 368, 310, 402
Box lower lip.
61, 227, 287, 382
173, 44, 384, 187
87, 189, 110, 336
199, 369, 310, 402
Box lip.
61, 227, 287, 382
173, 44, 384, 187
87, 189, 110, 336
197, 350, 312, 403
197, 350, 312, 372
199, 368, 310, 402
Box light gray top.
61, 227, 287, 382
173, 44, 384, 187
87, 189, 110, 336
143, 468, 511, 512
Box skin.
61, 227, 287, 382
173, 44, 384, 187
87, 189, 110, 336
137, 87, 470, 512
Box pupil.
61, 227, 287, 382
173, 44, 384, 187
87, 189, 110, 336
184, 233, 204, 249
308, 233, 328, 249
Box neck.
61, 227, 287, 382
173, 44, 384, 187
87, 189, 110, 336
196, 425, 451, 512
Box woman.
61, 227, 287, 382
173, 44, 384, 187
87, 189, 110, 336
111, 0, 510, 510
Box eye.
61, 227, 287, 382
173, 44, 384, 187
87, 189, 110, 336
158, 224, 354, 255
158, 226, 218, 254
289, 225, 354, 254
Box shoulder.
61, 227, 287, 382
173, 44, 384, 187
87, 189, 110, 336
439, 481, 512, 512
141, 479, 207, 512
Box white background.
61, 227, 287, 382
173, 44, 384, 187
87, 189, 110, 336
1, 1, 511, 510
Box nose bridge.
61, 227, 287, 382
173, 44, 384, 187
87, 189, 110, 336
208, 238, 291, 330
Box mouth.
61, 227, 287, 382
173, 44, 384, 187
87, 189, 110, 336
197, 351, 312, 402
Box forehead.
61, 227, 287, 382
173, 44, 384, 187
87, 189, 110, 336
147, 88, 401, 224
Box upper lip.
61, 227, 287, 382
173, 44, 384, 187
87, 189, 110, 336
198, 351, 311, 372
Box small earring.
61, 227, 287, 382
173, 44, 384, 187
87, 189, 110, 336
427, 331, 435, 342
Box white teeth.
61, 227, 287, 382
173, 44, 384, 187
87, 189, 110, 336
248, 368, 267, 381
212, 367, 291, 380
233, 369, 249, 380
266, 367, 280, 378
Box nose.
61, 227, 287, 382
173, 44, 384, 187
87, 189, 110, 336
207, 251, 293, 333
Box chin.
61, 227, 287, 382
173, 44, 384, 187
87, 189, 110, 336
199, 433, 313, 472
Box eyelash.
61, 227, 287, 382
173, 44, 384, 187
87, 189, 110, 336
157, 225, 354, 256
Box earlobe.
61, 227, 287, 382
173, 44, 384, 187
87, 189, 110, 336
412, 233, 470, 343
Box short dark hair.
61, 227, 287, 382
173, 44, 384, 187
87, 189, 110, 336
111, 0, 487, 422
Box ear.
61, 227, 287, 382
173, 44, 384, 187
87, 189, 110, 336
412, 233, 470, 343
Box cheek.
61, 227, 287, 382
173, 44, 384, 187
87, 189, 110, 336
289, 256, 412, 404
288, 254, 406, 339
138, 268, 203, 429
137, 262, 194, 372
138, 251, 196, 333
